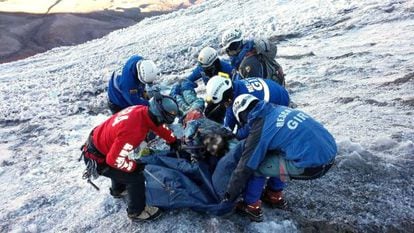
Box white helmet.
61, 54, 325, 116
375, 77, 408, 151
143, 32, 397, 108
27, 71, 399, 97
232, 94, 259, 123
136, 59, 158, 84
221, 28, 243, 49
198, 47, 218, 68
205, 75, 232, 104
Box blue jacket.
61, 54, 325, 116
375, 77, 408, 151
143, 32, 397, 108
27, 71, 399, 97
107, 55, 148, 108
226, 101, 337, 198
246, 102, 337, 169
223, 77, 290, 138
230, 40, 255, 69
187, 59, 234, 87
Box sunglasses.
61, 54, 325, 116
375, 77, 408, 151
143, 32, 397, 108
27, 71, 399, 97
203, 65, 216, 73
225, 41, 242, 54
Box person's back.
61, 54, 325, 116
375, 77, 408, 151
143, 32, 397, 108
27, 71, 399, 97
245, 101, 337, 169
93, 105, 177, 170
237, 55, 266, 79
233, 78, 289, 105
107, 56, 159, 113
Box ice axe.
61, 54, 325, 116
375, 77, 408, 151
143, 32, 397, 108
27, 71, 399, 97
144, 168, 175, 194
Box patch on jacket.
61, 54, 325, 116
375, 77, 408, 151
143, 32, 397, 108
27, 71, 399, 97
244, 66, 251, 73
129, 89, 138, 94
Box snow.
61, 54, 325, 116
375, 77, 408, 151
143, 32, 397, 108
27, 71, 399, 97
0, 0, 413, 232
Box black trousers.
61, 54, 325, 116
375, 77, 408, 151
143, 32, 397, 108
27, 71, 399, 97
98, 163, 146, 214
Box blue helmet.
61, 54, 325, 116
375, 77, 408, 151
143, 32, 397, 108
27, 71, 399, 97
149, 94, 179, 124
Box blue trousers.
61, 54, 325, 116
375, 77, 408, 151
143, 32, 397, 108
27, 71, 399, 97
243, 176, 285, 204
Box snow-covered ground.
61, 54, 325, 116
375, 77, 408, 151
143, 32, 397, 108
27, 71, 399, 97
0, 0, 413, 232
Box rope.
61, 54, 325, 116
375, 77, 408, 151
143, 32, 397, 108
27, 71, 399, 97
144, 169, 175, 194
81, 159, 100, 191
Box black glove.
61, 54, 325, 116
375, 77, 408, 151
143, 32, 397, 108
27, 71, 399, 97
134, 159, 146, 172
169, 139, 182, 152
221, 192, 231, 203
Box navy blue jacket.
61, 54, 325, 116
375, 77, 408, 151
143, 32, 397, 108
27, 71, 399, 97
229, 40, 255, 69
223, 77, 290, 139
187, 60, 234, 87
107, 55, 148, 108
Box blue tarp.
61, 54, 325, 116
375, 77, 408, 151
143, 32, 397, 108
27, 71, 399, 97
141, 142, 244, 216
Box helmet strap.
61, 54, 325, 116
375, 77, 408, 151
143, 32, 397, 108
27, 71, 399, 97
239, 99, 259, 125
148, 108, 162, 126
224, 100, 232, 108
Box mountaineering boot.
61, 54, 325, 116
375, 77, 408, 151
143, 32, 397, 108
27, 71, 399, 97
261, 187, 288, 210
109, 187, 127, 199
235, 200, 263, 222
128, 206, 162, 221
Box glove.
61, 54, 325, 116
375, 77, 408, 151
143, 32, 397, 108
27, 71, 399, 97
190, 154, 199, 164
134, 159, 146, 172
221, 192, 231, 203
145, 131, 157, 142
277, 66, 284, 77
169, 139, 182, 152
145, 84, 161, 99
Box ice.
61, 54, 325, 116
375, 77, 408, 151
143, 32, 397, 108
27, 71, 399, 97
0, 0, 413, 232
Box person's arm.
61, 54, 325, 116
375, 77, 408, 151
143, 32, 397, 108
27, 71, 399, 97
151, 124, 177, 144
118, 75, 149, 106
225, 118, 266, 201
105, 137, 138, 172
220, 59, 236, 74
235, 124, 250, 140
127, 90, 149, 106
224, 108, 237, 134
186, 66, 202, 88
122, 55, 142, 78
231, 41, 255, 68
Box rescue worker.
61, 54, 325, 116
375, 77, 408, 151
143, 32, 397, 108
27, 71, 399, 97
107, 55, 159, 114
204, 75, 289, 139
81, 94, 182, 221
223, 94, 337, 222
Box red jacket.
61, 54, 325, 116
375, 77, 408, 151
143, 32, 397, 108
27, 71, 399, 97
92, 105, 176, 172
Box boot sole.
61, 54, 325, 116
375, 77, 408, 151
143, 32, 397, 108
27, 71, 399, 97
262, 199, 289, 210
236, 208, 263, 222
129, 210, 162, 222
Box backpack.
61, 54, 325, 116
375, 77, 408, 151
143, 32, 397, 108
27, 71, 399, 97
254, 39, 285, 86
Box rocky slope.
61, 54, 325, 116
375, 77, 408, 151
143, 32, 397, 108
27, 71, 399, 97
0, 0, 200, 63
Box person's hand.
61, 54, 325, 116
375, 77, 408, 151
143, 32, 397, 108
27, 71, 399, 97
145, 84, 161, 99
190, 154, 199, 164
169, 139, 182, 152
134, 159, 146, 172
277, 66, 284, 78
221, 192, 231, 203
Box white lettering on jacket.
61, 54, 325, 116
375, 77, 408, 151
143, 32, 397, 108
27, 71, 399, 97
276, 109, 292, 128
287, 112, 310, 130
243, 78, 264, 93
276, 110, 309, 130
115, 143, 134, 171
112, 107, 133, 127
